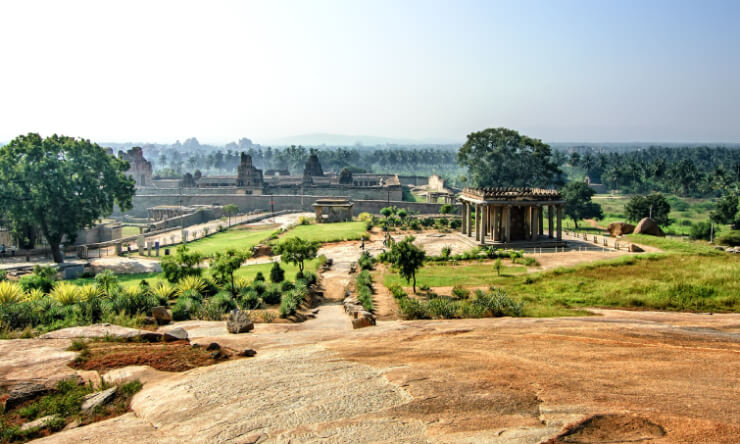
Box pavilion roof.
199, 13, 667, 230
461, 187, 561, 201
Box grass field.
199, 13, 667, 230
383, 261, 527, 289
279, 221, 367, 243
121, 226, 141, 238
172, 227, 275, 258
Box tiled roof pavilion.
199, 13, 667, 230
457, 187, 566, 245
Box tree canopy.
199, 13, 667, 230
625, 193, 671, 226
211, 248, 251, 295
457, 128, 562, 188
0, 133, 135, 262
275, 237, 320, 276
560, 182, 603, 229
710, 192, 739, 225
388, 236, 426, 293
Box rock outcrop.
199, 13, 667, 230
227, 310, 254, 334
152, 307, 172, 326
163, 327, 188, 342
633, 218, 665, 237
607, 222, 635, 237
81, 387, 117, 413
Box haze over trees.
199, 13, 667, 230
0, 133, 135, 262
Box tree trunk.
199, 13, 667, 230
49, 240, 64, 263
412, 274, 416, 294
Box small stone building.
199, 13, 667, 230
236, 153, 264, 190
457, 187, 565, 245
313, 199, 353, 223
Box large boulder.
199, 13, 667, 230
3, 382, 52, 411
151, 306, 172, 326
163, 327, 189, 342
227, 310, 254, 334
81, 387, 117, 413
634, 218, 665, 237
607, 222, 635, 237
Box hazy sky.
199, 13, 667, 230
1, 0, 739, 144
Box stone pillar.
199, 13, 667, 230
480, 205, 487, 245
474, 205, 481, 242
504, 206, 511, 243
539, 207, 544, 237
531, 207, 539, 241
461, 202, 468, 235
467, 203, 473, 237
492, 206, 499, 242
557, 205, 563, 241
548, 205, 554, 238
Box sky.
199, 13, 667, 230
1, 0, 739, 145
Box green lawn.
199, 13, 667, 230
383, 261, 527, 289
279, 221, 367, 243
121, 226, 141, 238
177, 227, 275, 258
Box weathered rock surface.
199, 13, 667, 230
607, 221, 635, 237
351, 315, 375, 329
3, 381, 52, 410
20, 415, 59, 432
151, 307, 171, 325
633, 217, 665, 237
629, 243, 644, 252
0, 339, 78, 390
103, 366, 171, 386
163, 327, 188, 342
40, 324, 163, 342
226, 310, 254, 334
81, 387, 117, 413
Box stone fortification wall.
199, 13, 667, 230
397, 175, 429, 186
124, 193, 456, 218
264, 185, 402, 201
146, 207, 225, 231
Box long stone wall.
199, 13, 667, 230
122, 193, 457, 218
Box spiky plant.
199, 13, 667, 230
0, 281, 25, 305
176, 276, 207, 297
78, 284, 101, 301
26, 287, 45, 301
150, 283, 175, 303
50, 282, 80, 306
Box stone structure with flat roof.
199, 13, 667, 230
313, 199, 353, 223
457, 187, 565, 246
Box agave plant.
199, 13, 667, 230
78, 284, 101, 301
0, 281, 25, 305
176, 276, 207, 297
150, 283, 175, 302
50, 282, 80, 306
26, 288, 45, 301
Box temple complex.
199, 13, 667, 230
457, 187, 565, 246
119, 147, 153, 186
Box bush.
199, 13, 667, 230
689, 221, 713, 241
50, 282, 80, 306
210, 291, 237, 313
449, 219, 461, 229
0, 281, 25, 305
176, 276, 207, 299
280, 280, 294, 292
238, 288, 262, 310
161, 245, 203, 283
717, 230, 740, 246
254, 272, 265, 282
19, 265, 57, 293
262, 285, 282, 305
472, 287, 524, 317
269, 262, 285, 283
172, 297, 202, 321
398, 297, 429, 320
358, 251, 376, 270
451, 285, 471, 299
427, 297, 457, 319
388, 283, 407, 300
279, 283, 308, 317
299, 271, 317, 286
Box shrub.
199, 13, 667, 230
298, 215, 314, 225
210, 291, 237, 313
150, 283, 175, 304
398, 297, 429, 320
717, 230, 740, 246
119, 380, 143, 397
449, 219, 462, 229
107, 287, 158, 316
252, 281, 266, 296
261, 311, 276, 323
19, 265, 57, 293
427, 297, 457, 319
473, 288, 524, 317
451, 285, 470, 299
689, 221, 713, 241
269, 262, 285, 283
176, 276, 207, 298
358, 251, 376, 270
262, 285, 282, 305
172, 297, 202, 321
254, 271, 265, 282
50, 282, 80, 306
279, 284, 308, 317
357, 212, 373, 222
299, 271, 317, 286
93, 270, 120, 296
0, 281, 25, 305
238, 288, 262, 310
388, 283, 407, 300
280, 280, 294, 292
161, 245, 203, 283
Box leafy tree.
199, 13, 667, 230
388, 236, 426, 293
457, 127, 562, 188
275, 237, 320, 277
0, 134, 135, 262
560, 182, 603, 229
710, 192, 738, 225
211, 248, 251, 295
223, 204, 238, 226
625, 193, 671, 226
689, 221, 713, 241
161, 245, 204, 283
270, 261, 285, 283
380, 206, 395, 218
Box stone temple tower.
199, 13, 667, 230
236, 152, 264, 189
